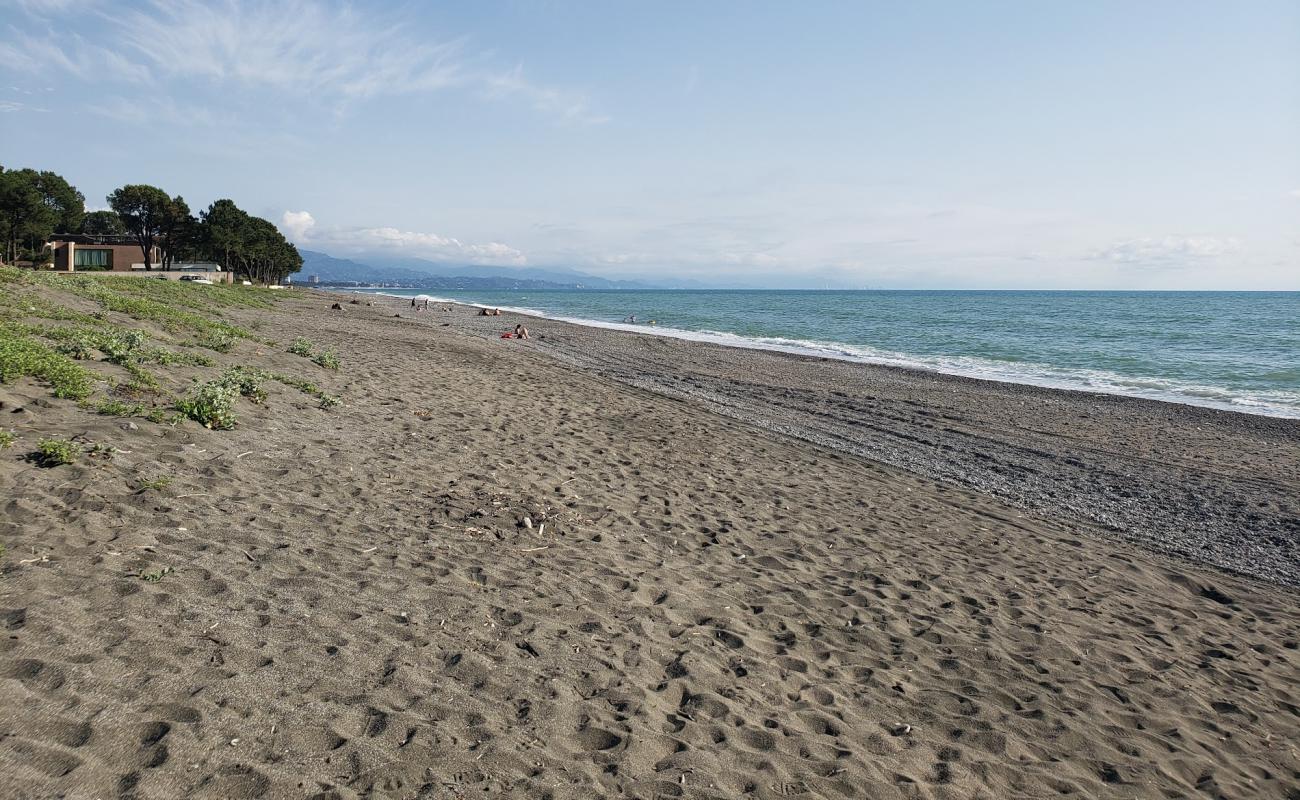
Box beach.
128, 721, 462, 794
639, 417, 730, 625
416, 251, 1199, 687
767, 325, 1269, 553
2, 288, 1298, 799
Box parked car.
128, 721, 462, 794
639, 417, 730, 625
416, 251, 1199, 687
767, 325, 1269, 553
179, 275, 214, 285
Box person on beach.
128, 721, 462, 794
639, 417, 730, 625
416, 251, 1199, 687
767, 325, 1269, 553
514, 324, 530, 340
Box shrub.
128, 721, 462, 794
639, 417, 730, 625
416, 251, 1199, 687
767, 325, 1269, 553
312, 349, 340, 370
35, 437, 80, 466
176, 381, 239, 429
318, 393, 341, 409
288, 337, 313, 356
0, 430, 14, 448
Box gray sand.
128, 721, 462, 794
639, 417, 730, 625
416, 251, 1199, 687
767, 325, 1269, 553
436, 299, 1300, 587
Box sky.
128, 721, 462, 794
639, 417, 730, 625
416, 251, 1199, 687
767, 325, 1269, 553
2, 0, 1298, 289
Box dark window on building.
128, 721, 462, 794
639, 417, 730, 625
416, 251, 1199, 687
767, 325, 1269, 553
74, 248, 113, 270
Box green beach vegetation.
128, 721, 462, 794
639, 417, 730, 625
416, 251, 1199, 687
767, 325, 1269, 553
1, 166, 338, 448
35, 437, 80, 466
0, 266, 341, 435
311, 348, 341, 370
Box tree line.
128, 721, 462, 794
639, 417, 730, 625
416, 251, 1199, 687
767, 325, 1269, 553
0, 165, 302, 284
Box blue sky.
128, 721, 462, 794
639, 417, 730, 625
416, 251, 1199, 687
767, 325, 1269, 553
2, 0, 1297, 288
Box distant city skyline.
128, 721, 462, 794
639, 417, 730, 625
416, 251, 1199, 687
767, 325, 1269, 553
2, 0, 1297, 289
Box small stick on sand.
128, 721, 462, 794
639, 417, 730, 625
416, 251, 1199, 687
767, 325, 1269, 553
361, 546, 377, 553
519, 546, 549, 552
236, 451, 255, 459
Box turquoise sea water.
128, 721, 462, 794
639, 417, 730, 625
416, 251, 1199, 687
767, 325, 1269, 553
355, 289, 1300, 418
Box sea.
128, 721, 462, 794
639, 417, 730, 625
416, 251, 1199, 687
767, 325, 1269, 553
351, 289, 1300, 419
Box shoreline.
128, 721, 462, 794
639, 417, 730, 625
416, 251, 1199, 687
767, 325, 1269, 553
372, 292, 1300, 587
350, 289, 1300, 420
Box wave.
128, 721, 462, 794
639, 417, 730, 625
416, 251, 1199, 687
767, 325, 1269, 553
351, 289, 1300, 419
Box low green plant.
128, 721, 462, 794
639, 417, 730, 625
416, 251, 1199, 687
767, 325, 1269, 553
219, 366, 269, 403
311, 348, 340, 370
100, 329, 147, 364
54, 335, 95, 360
35, 437, 80, 466
145, 348, 214, 367
0, 329, 94, 399
136, 475, 172, 491
139, 566, 173, 582
122, 362, 160, 393
88, 443, 118, 458
270, 373, 319, 394
176, 380, 238, 429
207, 330, 238, 353
269, 372, 340, 409
288, 336, 314, 356
145, 407, 181, 425
0, 430, 14, 448
96, 398, 145, 417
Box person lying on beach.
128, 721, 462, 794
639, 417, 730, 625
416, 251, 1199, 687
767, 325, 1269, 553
478, 308, 503, 316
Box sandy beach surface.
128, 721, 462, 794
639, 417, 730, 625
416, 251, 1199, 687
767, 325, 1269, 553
2, 288, 1298, 799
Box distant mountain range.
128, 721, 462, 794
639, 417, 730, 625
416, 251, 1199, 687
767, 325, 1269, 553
297, 250, 702, 289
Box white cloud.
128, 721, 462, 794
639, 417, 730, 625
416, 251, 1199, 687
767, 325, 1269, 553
1088, 236, 1242, 265
112, 0, 463, 98
0, 33, 151, 83
87, 95, 216, 127
483, 65, 609, 124
0, 101, 22, 112
352, 227, 526, 265
9, 0, 90, 15
279, 212, 525, 265
280, 210, 316, 242
0, 0, 600, 122
1288, 189, 1300, 200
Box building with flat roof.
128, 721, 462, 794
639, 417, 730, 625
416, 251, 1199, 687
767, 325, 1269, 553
44, 234, 233, 283
47, 234, 159, 272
